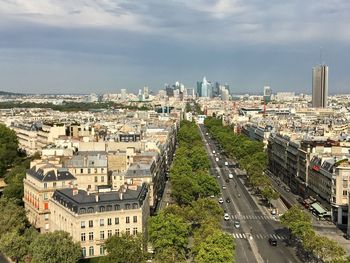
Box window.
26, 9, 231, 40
133, 227, 138, 235
100, 231, 104, 240
94, 176, 98, 183
115, 217, 119, 225
44, 202, 49, 210
125, 204, 130, 210
343, 190, 348, 196
132, 203, 138, 209
44, 214, 49, 221
45, 223, 49, 230
108, 230, 112, 238
126, 217, 130, 224
89, 220, 93, 228
126, 228, 130, 235
80, 168, 83, 173
107, 205, 112, 211
44, 183, 47, 189
53, 182, 56, 187
100, 219, 104, 226
43, 193, 48, 200
81, 233, 86, 242
100, 246, 105, 256
115, 204, 120, 210
115, 229, 120, 237
88, 168, 91, 174
94, 168, 97, 173
87, 207, 94, 213
89, 232, 94, 241
79, 208, 86, 214
82, 247, 86, 257
133, 216, 137, 223
107, 218, 112, 225
62, 181, 65, 187
89, 246, 94, 257
81, 221, 86, 229
100, 206, 105, 212
101, 176, 104, 183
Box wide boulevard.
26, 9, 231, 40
198, 124, 301, 263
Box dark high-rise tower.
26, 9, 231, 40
312, 65, 328, 108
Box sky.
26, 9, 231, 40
0, 0, 350, 94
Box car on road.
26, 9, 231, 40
212, 150, 216, 154
224, 213, 230, 221
271, 209, 277, 215
224, 161, 228, 166
226, 198, 231, 203
228, 173, 233, 179
222, 185, 227, 190
215, 157, 219, 162
225, 179, 229, 183
268, 238, 277, 246
218, 198, 224, 204
234, 221, 240, 228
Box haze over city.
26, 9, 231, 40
1, 0, 350, 94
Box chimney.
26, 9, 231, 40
95, 194, 99, 202
72, 188, 78, 196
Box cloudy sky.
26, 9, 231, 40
0, 0, 349, 94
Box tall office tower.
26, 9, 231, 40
143, 86, 149, 99
264, 86, 271, 96
165, 84, 174, 97
196, 81, 202, 97
120, 89, 127, 100
201, 76, 210, 97
224, 84, 230, 94
312, 65, 328, 108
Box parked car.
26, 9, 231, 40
218, 198, 224, 204
226, 198, 231, 203
234, 221, 240, 228
228, 173, 233, 179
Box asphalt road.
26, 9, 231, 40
199, 124, 301, 263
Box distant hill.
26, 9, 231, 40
0, 91, 23, 96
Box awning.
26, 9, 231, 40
311, 202, 327, 215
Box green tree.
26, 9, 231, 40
0, 227, 38, 263
100, 233, 146, 263
153, 247, 186, 263
0, 124, 18, 176
30, 231, 81, 263
194, 230, 235, 263
0, 198, 28, 237
148, 211, 189, 252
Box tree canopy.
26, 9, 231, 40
30, 231, 81, 263
0, 124, 18, 176
101, 233, 146, 263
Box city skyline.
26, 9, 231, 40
1, 1, 350, 94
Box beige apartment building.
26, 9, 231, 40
49, 184, 150, 258
64, 153, 108, 191
36, 124, 66, 151
23, 158, 76, 232
11, 123, 39, 155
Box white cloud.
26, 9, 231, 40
0, 0, 350, 44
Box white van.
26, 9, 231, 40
228, 173, 233, 179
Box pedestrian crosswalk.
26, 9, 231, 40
232, 233, 287, 240
231, 214, 275, 220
